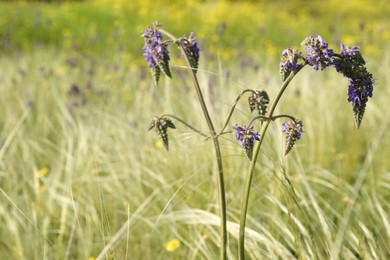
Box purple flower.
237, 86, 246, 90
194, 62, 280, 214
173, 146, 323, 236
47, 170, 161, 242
348, 82, 361, 108
233, 124, 260, 147
302, 35, 334, 70
330, 42, 373, 127
282, 119, 303, 155
233, 124, 260, 159
280, 47, 301, 81
142, 29, 164, 67
347, 76, 373, 109
185, 32, 200, 59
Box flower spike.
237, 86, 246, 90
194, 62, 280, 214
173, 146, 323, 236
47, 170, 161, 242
281, 118, 303, 155
280, 47, 301, 81
142, 22, 172, 85
332, 43, 374, 128
181, 32, 200, 73
147, 116, 176, 151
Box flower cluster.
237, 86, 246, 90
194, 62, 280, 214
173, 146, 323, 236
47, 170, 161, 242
248, 90, 270, 116
182, 32, 200, 73
147, 116, 176, 151
301, 35, 334, 70
332, 43, 374, 128
281, 119, 303, 155
298, 35, 374, 128
142, 22, 172, 85
280, 47, 301, 81
233, 124, 260, 159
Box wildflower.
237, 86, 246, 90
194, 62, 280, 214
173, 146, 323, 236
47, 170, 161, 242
233, 124, 260, 159
280, 47, 301, 81
248, 90, 270, 115
38, 167, 49, 177
142, 22, 171, 85
182, 32, 200, 73
147, 116, 176, 151
281, 119, 303, 155
301, 35, 334, 70
165, 239, 181, 252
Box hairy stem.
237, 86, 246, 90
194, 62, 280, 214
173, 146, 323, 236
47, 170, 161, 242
238, 65, 305, 259
160, 29, 228, 260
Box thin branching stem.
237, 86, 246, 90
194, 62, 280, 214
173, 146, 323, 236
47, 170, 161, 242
161, 114, 208, 138
246, 114, 298, 128
160, 29, 228, 260
238, 65, 306, 259
219, 89, 257, 135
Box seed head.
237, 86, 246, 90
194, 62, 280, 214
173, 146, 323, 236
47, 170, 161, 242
248, 90, 270, 116
147, 116, 176, 151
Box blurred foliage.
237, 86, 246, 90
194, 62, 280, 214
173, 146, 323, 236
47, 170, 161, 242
0, 0, 84, 2
0, 0, 389, 62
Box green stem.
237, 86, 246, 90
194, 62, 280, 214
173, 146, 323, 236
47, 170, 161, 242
246, 114, 299, 128
161, 114, 208, 138
219, 89, 256, 136
238, 65, 305, 259
160, 29, 227, 260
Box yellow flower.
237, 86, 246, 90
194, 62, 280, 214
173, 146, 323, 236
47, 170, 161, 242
38, 167, 49, 177
155, 140, 164, 149
165, 239, 180, 252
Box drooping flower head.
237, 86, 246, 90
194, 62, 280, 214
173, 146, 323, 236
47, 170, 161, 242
332, 43, 374, 128
280, 47, 302, 81
281, 119, 303, 155
142, 22, 172, 85
233, 124, 260, 159
301, 35, 334, 70
182, 32, 200, 73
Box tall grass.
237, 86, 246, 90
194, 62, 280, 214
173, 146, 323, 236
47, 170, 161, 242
0, 44, 389, 258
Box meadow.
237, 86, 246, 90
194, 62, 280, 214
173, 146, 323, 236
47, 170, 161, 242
0, 0, 389, 259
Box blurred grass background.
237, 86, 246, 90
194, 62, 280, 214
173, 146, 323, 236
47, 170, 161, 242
0, 0, 389, 259
1, 0, 390, 59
